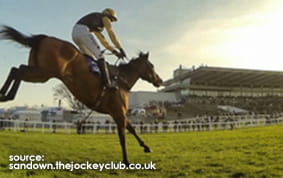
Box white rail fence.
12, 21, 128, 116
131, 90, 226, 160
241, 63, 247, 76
0, 115, 283, 134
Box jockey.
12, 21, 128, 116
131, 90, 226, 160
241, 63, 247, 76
72, 8, 126, 89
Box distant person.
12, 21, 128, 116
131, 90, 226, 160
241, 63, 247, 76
52, 120, 56, 133
111, 121, 116, 134
139, 121, 144, 134
22, 118, 29, 132
81, 120, 86, 134
76, 120, 82, 134
105, 120, 110, 134
173, 120, 179, 132
154, 120, 159, 133
96, 121, 101, 133
0, 117, 4, 130
162, 121, 169, 132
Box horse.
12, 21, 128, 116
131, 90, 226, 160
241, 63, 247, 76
0, 26, 163, 165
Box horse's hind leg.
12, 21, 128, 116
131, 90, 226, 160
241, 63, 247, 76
17, 65, 50, 83
0, 67, 20, 101
0, 67, 18, 96
126, 120, 152, 153
0, 65, 50, 102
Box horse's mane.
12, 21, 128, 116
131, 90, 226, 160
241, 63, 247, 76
118, 52, 146, 68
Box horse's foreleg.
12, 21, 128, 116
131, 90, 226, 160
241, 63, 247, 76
115, 117, 129, 165
117, 125, 129, 165
126, 121, 152, 153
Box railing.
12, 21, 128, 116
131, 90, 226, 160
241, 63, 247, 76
0, 120, 74, 133
0, 116, 282, 134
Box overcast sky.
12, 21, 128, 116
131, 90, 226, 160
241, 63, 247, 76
1, 0, 283, 108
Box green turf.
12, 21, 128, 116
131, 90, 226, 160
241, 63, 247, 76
0, 124, 283, 178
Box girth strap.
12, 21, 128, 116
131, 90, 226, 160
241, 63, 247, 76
94, 87, 107, 108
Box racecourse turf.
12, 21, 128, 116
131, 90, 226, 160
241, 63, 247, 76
0, 124, 282, 178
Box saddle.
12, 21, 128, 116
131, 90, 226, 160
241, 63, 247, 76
84, 55, 123, 108
84, 55, 119, 86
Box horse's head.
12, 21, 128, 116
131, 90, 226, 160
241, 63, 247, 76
135, 52, 163, 87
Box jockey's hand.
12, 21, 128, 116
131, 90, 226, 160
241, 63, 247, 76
112, 49, 124, 59
119, 48, 127, 58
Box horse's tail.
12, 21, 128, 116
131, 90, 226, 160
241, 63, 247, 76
0, 25, 47, 48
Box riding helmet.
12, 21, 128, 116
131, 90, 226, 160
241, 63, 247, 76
102, 8, 118, 22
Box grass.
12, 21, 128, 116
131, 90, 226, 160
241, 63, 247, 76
0, 124, 283, 178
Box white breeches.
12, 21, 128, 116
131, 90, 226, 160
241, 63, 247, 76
72, 24, 104, 60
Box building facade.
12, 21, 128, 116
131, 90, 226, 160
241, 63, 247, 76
128, 91, 177, 109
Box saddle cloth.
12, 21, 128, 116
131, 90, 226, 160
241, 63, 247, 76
85, 55, 101, 76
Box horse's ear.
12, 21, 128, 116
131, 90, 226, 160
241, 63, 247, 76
145, 52, 149, 59
138, 51, 149, 59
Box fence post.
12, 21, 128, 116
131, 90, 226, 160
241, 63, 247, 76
92, 124, 96, 134
209, 118, 212, 131
33, 122, 36, 131
14, 120, 17, 132
41, 123, 45, 133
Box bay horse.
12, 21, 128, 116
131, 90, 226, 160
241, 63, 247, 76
0, 26, 163, 165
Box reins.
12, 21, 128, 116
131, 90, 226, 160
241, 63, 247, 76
102, 49, 129, 65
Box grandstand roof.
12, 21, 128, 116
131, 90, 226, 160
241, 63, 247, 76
163, 66, 283, 88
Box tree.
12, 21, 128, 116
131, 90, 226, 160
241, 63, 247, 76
53, 83, 91, 117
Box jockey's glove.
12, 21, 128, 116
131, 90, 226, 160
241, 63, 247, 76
112, 49, 124, 58
119, 48, 127, 58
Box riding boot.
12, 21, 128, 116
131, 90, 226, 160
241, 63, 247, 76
97, 58, 118, 90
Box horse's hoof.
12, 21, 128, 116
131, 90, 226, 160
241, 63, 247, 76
144, 146, 152, 153
0, 94, 8, 102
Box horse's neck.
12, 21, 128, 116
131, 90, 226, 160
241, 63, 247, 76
118, 63, 140, 90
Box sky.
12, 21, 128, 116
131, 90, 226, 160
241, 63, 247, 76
1, 0, 283, 108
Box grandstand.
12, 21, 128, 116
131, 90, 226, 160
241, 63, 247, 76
161, 66, 283, 115
162, 66, 283, 97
